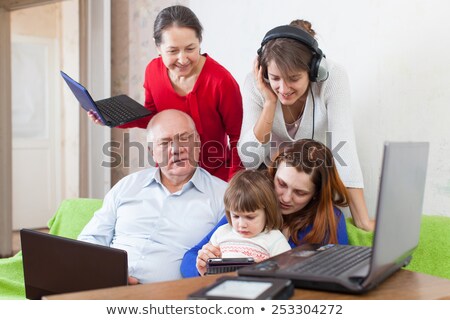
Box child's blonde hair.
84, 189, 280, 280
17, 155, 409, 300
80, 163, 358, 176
223, 169, 282, 231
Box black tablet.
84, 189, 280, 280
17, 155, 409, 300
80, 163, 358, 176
188, 276, 294, 300
205, 257, 255, 275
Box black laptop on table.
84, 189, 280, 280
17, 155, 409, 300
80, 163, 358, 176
60, 71, 151, 127
239, 142, 429, 294
20, 229, 128, 299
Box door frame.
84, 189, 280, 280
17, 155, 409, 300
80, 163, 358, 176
0, 0, 111, 257
0, 7, 13, 257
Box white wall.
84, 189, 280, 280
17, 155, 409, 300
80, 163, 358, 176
189, 0, 450, 217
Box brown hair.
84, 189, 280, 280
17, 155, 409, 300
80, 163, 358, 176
268, 139, 349, 245
260, 19, 316, 80
224, 169, 283, 231
290, 20, 316, 37
153, 5, 203, 46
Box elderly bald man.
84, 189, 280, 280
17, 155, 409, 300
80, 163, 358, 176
78, 109, 227, 284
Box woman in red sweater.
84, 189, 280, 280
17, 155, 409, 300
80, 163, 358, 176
90, 5, 243, 181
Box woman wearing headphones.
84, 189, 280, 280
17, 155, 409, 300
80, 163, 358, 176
238, 20, 374, 231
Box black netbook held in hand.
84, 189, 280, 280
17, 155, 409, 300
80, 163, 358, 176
60, 71, 151, 127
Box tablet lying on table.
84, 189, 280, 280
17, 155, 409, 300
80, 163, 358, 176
188, 276, 294, 300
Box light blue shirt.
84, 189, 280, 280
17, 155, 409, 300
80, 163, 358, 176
78, 167, 227, 283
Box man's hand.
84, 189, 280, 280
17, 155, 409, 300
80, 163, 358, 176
128, 276, 139, 285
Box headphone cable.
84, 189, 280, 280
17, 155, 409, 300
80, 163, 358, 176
310, 85, 315, 140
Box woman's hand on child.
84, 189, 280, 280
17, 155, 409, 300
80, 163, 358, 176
196, 243, 221, 276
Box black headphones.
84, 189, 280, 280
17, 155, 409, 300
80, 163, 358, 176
257, 25, 328, 82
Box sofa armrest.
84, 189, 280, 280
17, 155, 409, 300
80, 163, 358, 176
404, 215, 450, 279
346, 215, 450, 279
0, 198, 102, 300
47, 198, 102, 239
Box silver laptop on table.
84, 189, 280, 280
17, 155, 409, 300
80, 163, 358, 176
239, 142, 429, 294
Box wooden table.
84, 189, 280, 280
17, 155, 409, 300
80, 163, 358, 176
43, 270, 450, 300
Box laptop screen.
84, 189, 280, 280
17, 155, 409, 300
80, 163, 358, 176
368, 142, 429, 280
60, 71, 107, 123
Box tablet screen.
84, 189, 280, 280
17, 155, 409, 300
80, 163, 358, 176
205, 279, 272, 299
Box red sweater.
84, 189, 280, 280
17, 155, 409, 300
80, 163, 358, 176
119, 54, 243, 181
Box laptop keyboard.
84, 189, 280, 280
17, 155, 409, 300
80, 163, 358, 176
287, 245, 372, 277
96, 97, 146, 123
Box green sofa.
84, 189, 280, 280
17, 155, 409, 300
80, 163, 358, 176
1, 198, 449, 299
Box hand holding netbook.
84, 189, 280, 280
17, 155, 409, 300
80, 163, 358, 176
60, 71, 151, 127
87, 110, 105, 126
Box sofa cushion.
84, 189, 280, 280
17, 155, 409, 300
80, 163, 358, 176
1, 198, 449, 300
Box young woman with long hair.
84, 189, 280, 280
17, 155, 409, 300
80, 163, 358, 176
181, 139, 349, 277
